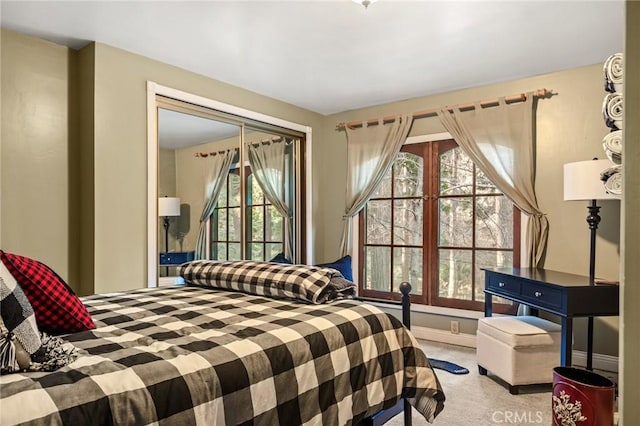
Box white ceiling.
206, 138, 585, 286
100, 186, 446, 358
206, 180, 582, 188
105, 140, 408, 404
1, 1, 625, 115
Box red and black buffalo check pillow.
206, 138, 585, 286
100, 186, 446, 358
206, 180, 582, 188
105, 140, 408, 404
0, 250, 94, 334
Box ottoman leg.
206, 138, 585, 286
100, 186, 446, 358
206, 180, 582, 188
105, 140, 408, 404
509, 385, 520, 395
478, 365, 487, 375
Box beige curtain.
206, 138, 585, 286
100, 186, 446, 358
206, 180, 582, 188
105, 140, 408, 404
247, 138, 294, 260
195, 149, 236, 260
437, 94, 548, 267
341, 115, 413, 256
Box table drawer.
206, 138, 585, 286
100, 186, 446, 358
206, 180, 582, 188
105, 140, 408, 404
486, 274, 521, 295
520, 282, 562, 309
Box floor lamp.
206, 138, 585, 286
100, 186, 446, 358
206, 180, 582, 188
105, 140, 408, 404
563, 159, 620, 370
159, 197, 181, 274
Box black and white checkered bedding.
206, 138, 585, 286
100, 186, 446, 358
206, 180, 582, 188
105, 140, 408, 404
0, 285, 445, 425
179, 260, 356, 304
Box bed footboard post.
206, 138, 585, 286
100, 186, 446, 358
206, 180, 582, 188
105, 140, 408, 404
399, 282, 412, 426
399, 282, 411, 329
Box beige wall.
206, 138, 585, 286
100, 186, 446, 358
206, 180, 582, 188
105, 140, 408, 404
621, 1, 640, 422
0, 29, 73, 282
76, 42, 95, 297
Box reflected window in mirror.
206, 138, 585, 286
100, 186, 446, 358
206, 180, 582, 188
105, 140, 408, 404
209, 134, 296, 262
212, 169, 242, 261
248, 171, 285, 261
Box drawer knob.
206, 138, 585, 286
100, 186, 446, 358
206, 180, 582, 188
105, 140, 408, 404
498, 282, 505, 287
535, 291, 542, 297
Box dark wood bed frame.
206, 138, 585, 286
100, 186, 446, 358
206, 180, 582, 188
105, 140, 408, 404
358, 282, 413, 426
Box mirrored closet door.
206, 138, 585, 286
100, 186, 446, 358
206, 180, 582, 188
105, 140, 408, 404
151, 93, 307, 286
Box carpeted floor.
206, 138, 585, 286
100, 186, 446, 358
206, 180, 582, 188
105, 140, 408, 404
388, 340, 618, 426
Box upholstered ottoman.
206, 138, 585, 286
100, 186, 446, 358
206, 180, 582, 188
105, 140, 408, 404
476, 316, 561, 394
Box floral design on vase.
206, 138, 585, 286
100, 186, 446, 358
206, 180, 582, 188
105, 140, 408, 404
552, 390, 587, 425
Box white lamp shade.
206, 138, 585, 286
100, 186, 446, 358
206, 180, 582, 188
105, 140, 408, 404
158, 197, 181, 217
563, 159, 620, 201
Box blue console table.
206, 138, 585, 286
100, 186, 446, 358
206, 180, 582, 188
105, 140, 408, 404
483, 267, 619, 368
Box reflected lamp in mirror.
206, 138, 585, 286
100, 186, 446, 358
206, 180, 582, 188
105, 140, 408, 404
159, 197, 181, 253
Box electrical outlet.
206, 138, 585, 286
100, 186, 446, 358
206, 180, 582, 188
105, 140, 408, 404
450, 320, 460, 335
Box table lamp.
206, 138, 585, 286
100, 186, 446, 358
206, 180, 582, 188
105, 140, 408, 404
158, 197, 181, 253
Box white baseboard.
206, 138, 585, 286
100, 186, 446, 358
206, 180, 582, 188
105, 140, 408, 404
572, 350, 619, 373
412, 326, 619, 373
412, 325, 477, 348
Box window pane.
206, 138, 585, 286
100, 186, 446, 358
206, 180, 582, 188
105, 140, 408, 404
228, 243, 241, 261
228, 173, 241, 207
217, 209, 227, 240
372, 166, 392, 198
218, 181, 228, 208
476, 196, 514, 248
366, 201, 391, 245
394, 199, 423, 246
266, 243, 283, 260
228, 207, 241, 242
475, 250, 513, 301
250, 206, 264, 241
364, 246, 391, 291
438, 198, 473, 247
250, 175, 265, 205
439, 147, 474, 195
250, 243, 264, 261
267, 206, 283, 241
215, 243, 227, 260
393, 247, 422, 295
438, 249, 472, 300
393, 152, 423, 197
476, 167, 499, 194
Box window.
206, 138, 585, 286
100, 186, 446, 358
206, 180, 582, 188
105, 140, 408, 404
247, 173, 285, 261
211, 169, 242, 260
211, 167, 286, 261
359, 140, 519, 312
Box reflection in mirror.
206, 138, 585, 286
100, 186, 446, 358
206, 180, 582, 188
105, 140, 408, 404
150, 88, 309, 288
244, 129, 297, 262
157, 101, 304, 285
158, 107, 241, 281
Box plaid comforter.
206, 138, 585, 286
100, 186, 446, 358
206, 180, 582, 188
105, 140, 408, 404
0, 286, 445, 425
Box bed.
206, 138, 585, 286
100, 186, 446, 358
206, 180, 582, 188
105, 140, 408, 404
0, 259, 445, 425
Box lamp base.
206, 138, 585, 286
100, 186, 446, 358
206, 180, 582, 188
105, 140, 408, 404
585, 199, 601, 371
163, 216, 170, 253
586, 200, 600, 286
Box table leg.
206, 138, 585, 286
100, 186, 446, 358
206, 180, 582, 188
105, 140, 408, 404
587, 316, 594, 370
485, 293, 493, 317
561, 317, 573, 366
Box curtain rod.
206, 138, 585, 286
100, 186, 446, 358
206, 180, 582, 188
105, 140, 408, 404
194, 148, 238, 158
335, 88, 554, 130
246, 136, 296, 147
194, 136, 295, 157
